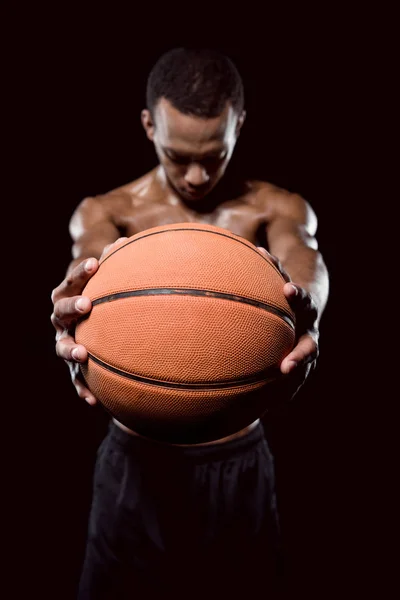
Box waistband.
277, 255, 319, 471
107, 419, 268, 463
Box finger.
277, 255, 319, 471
283, 281, 309, 302
280, 335, 319, 374
51, 295, 92, 333
283, 281, 300, 300
55, 335, 88, 362
68, 362, 98, 405
75, 380, 98, 406
283, 283, 319, 324
51, 258, 98, 304
256, 246, 271, 258
257, 247, 291, 282
100, 237, 129, 261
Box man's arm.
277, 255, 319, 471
51, 195, 125, 404
264, 190, 329, 376
266, 191, 329, 323
66, 196, 122, 274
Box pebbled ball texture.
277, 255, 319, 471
76, 223, 295, 443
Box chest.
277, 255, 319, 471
115, 202, 265, 247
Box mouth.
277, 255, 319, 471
181, 187, 209, 200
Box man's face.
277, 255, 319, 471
142, 98, 245, 202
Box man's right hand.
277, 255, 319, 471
51, 257, 100, 405
50, 237, 129, 405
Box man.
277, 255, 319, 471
51, 48, 329, 598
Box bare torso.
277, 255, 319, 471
84, 167, 280, 244
71, 165, 299, 446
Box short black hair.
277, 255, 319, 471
146, 47, 244, 119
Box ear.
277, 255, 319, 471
141, 109, 155, 141
236, 110, 246, 135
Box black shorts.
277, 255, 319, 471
77, 420, 286, 599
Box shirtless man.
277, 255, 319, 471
51, 48, 329, 598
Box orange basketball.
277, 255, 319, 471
75, 223, 295, 443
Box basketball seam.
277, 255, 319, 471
99, 226, 285, 280
90, 288, 295, 329
84, 354, 281, 390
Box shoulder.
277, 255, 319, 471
72, 168, 160, 218
249, 180, 318, 234
68, 188, 131, 241
70, 182, 140, 227
78, 188, 132, 214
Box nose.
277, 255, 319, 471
184, 163, 210, 187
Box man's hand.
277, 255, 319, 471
51, 258, 99, 405
281, 281, 319, 374
257, 246, 319, 400
50, 237, 128, 405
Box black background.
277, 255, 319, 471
7, 7, 387, 599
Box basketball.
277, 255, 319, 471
75, 223, 296, 443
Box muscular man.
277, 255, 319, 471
51, 48, 329, 598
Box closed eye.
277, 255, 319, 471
169, 155, 190, 165
168, 153, 227, 167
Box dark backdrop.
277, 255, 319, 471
8, 11, 379, 599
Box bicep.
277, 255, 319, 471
266, 194, 319, 261
69, 197, 121, 261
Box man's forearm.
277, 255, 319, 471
281, 246, 329, 325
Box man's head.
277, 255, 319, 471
141, 47, 246, 202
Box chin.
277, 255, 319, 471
181, 183, 218, 201
181, 190, 208, 201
